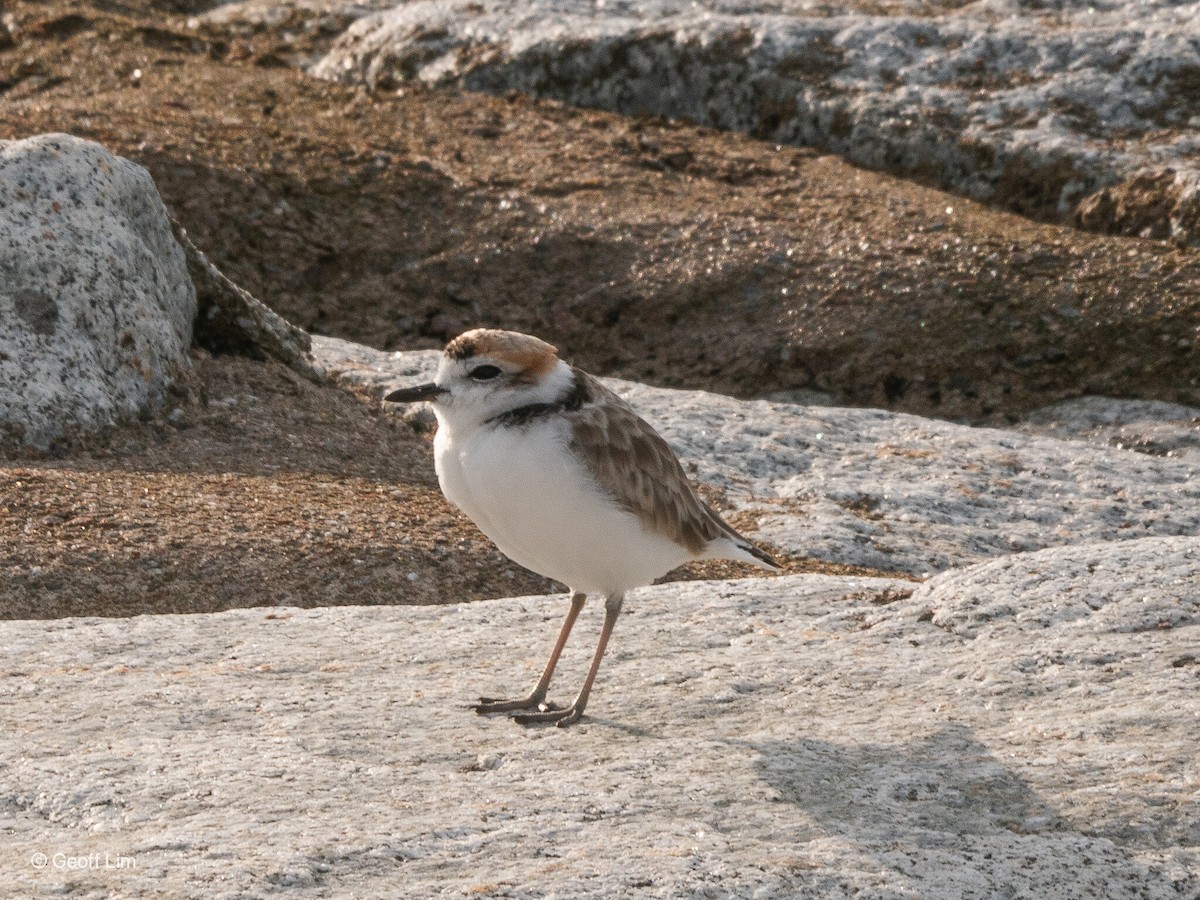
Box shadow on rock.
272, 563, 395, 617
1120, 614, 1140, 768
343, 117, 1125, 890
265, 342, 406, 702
738, 723, 1198, 895
752, 723, 1067, 837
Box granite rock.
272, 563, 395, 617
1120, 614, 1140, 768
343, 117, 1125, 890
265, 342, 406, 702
2, 540, 1196, 896
0, 134, 194, 449
1017, 397, 1200, 466
299, 0, 1200, 242
914, 534, 1199, 639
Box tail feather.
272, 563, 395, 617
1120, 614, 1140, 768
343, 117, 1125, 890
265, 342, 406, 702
739, 538, 783, 571
698, 499, 783, 571
704, 535, 783, 571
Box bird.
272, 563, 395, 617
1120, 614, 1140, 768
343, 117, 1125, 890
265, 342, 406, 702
385, 328, 780, 726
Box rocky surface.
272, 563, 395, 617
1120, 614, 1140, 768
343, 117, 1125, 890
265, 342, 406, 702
1, 11, 1198, 894
315, 335, 1200, 575
5, 1, 1198, 422
1018, 396, 1200, 465
3, 535, 1197, 897
919, 534, 1199, 638
302, 0, 1200, 242
0, 134, 195, 450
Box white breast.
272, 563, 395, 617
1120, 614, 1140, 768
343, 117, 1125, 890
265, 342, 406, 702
433, 416, 692, 596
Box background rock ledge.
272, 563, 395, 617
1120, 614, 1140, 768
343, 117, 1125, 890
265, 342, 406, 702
300, 0, 1200, 243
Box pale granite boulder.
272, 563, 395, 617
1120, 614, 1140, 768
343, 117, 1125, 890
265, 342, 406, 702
0, 134, 195, 449
1017, 397, 1200, 465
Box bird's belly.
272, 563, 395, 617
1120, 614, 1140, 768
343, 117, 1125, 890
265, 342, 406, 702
435, 421, 689, 595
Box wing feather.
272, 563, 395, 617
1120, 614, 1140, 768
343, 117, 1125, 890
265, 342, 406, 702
565, 371, 748, 556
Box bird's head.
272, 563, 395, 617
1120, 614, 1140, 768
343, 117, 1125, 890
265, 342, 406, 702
385, 329, 572, 429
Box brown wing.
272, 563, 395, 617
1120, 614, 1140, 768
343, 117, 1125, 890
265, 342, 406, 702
565, 371, 739, 555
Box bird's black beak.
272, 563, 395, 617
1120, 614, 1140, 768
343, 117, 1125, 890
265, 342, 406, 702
384, 383, 446, 403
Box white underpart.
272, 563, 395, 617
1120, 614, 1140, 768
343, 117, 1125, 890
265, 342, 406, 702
430, 358, 701, 595
434, 414, 694, 596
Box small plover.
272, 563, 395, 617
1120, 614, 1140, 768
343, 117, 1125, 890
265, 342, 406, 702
387, 329, 779, 726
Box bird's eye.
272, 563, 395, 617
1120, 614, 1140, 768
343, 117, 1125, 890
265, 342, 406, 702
469, 364, 502, 381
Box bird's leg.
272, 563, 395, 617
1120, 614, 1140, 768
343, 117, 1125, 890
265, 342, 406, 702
515, 592, 624, 727
473, 592, 586, 715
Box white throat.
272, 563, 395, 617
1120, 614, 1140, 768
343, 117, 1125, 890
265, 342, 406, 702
433, 358, 576, 434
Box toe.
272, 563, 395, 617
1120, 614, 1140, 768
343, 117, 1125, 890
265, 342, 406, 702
472, 695, 553, 714
513, 705, 583, 726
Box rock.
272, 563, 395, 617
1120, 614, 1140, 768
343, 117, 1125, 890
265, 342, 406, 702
2, 546, 1197, 896
1075, 169, 1200, 245
298, 0, 1200, 243
1018, 397, 1200, 465
311, 333, 440, 397
1022, 398, 1200, 431
762, 387, 837, 407
0, 134, 195, 449
913, 535, 1199, 638
199, 0, 396, 32
171, 218, 317, 379
313, 337, 1200, 576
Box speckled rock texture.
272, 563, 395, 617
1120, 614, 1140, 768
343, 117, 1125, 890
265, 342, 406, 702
199, 0, 396, 30
296, 0, 1200, 242
917, 535, 1199, 638
0, 134, 194, 449
313, 336, 1200, 576
1018, 397, 1200, 466
3, 540, 1197, 897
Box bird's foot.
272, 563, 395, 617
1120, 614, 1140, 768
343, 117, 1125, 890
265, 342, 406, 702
472, 694, 556, 715
472, 695, 583, 726
513, 705, 584, 727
